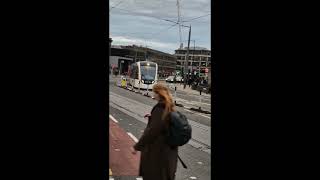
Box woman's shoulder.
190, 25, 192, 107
152, 102, 165, 112
156, 102, 166, 108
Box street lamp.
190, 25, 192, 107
180, 24, 191, 89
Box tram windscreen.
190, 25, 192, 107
140, 65, 156, 81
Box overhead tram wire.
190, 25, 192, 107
112, 7, 179, 25
112, 7, 210, 25
110, 0, 125, 11
182, 13, 211, 23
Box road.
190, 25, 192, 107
113, 77, 211, 112
109, 78, 211, 180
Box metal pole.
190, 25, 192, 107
147, 84, 149, 96
199, 54, 201, 78
139, 80, 141, 93
174, 86, 177, 105
192, 40, 195, 82
199, 90, 202, 110
184, 25, 191, 89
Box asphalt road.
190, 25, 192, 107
110, 106, 211, 180
109, 78, 211, 180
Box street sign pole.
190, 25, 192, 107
184, 25, 191, 89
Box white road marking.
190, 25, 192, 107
109, 178, 114, 180
191, 101, 211, 106
109, 115, 118, 123
197, 161, 203, 165
184, 109, 211, 119
114, 149, 120, 151
136, 178, 143, 180
190, 177, 197, 179
127, 132, 138, 143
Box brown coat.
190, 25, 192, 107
134, 102, 178, 180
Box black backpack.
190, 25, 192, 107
167, 111, 192, 147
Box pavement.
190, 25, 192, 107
109, 117, 140, 177
109, 101, 211, 180
109, 76, 211, 180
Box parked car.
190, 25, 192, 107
165, 75, 184, 83
175, 75, 184, 82
165, 76, 175, 83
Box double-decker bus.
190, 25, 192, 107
128, 61, 158, 90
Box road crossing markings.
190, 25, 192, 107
127, 132, 138, 143
109, 115, 118, 123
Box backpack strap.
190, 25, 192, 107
177, 154, 188, 169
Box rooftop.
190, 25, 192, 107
177, 47, 210, 51
112, 44, 175, 57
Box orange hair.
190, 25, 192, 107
152, 83, 176, 121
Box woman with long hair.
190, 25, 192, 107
131, 83, 178, 180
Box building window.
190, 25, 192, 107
192, 62, 199, 66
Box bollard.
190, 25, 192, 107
174, 86, 177, 104
131, 82, 134, 91
199, 90, 202, 110
146, 84, 149, 96
139, 80, 141, 93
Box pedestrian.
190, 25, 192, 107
131, 83, 178, 180
188, 77, 192, 88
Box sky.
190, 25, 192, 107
110, 0, 211, 54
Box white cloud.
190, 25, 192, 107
110, 0, 211, 53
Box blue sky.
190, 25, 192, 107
110, 0, 211, 54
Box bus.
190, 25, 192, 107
128, 61, 158, 90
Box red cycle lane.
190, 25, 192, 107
109, 118, 140, 176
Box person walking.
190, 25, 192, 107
131, 83, 178, 180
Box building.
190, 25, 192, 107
110, 45, 134, 75
110, 44, 177, 77
174, 47, 211, 78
